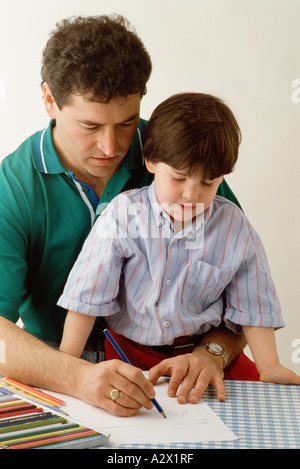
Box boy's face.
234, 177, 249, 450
145, 161, 223, 228
43, 83, 141, 186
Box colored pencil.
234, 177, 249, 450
1, 377, 66, 406
0, 407, 44, 419
0, 400, 28, 408
3, 429, 100, 449
0, 383, 68, 415
0, 387, 13, 396
103, 328, 166, 418
0, 424, 82, 445
39, 434, 108, 449
1, 426, 94, 448
0, 412, 58, 427
0, 416, 67, 434
0, 383, 61, 408
0, 404, 37, 414
0, 422, 79, 443
0, 397, 20, 403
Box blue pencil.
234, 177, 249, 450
103, 329, 166, 418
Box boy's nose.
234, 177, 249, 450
183, 182, 200, 201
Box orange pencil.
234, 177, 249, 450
1, 383, 62, 408
2, 378, 65, 407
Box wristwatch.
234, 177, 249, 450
199, 342, 229, 367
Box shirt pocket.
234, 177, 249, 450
181, 260, 233, 312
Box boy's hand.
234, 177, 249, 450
148, 348, 226, 404
259, 364, 300, 385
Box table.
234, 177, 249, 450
105, 380, 300, 449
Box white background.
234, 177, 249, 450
0, 0, 299, 372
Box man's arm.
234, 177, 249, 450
148, 323, 246, 403
0, 316, 156, 416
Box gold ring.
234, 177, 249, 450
110, 389, 120, 401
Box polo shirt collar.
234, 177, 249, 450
32, 120, 65, 174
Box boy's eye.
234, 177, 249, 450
172, 176, 186, 182
202, 179, 216, 186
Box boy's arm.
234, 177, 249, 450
60, 311, 96, 358
242, 325, 300, 384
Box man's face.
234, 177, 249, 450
44, 85, 141, 184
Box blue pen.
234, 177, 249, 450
103, 329, 166, 418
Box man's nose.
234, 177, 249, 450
97, 127, 119, 157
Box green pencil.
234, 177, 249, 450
0, 417, 67, 434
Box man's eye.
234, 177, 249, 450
120, 120, 136, 127
80, 124, 98, 130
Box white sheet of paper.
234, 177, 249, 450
47, 377, 238, 445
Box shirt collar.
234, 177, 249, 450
32, 120, 65, 174
147, 182, 205, 238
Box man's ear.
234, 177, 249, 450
42, 82, 57, 119
145, 159, 156, 174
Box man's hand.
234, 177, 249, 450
75, 359, 157, 417
148, 348, 225, 404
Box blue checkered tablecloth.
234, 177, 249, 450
105, 380, 300, 449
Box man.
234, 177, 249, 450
0, 15, 252, 417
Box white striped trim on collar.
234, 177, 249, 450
70, 177, 95, 228
137, 127, 144, 164
39, 127, 48, 174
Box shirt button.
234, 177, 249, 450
164, 321, 171, 328
166, 279, 171, 286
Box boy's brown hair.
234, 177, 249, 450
143, 93, 241, 180
41, 15, 152, 109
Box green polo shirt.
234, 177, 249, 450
0, 119, 152, 342
0, 119, 240, 343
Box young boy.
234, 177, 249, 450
58, 93, 298, 387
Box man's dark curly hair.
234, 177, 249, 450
41, 14, 152, 108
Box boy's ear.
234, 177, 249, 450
145, 159, 157, 174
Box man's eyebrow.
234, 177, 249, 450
120, 113, 139, 123
78, 113, 139, 126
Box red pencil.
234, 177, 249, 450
0, 407, 43, 419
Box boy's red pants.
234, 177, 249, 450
105, 328, 260, 381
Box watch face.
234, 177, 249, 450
208, 343, 223, 354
